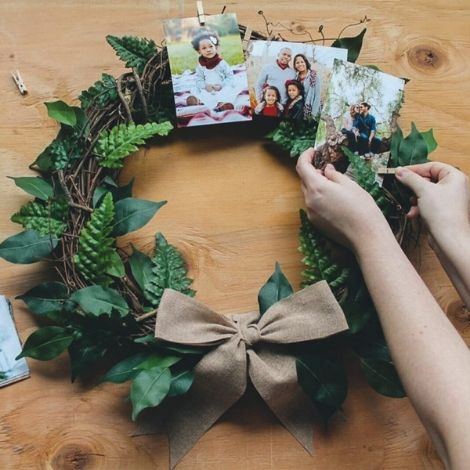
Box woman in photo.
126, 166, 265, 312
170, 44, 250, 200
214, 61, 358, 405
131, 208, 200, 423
293, 53, 321, 120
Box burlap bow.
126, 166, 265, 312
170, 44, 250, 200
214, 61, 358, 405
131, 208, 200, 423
155, 280, 348, 468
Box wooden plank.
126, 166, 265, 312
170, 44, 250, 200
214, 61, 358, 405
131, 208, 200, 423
1, 1, 469, 468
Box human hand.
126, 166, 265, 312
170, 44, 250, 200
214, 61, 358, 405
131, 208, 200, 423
296, 148, 390, 251
254, 102, 265, 114
395, 162, 470, 239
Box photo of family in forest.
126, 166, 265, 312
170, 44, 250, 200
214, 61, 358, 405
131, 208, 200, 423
163, 13, 251, 128
314, 59, 405, 173
246, 41, 347, 122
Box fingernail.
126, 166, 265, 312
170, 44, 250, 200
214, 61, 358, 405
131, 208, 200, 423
396, 167, 406, 178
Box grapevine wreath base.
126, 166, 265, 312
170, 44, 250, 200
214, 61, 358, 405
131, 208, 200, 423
0, 13, 436, 467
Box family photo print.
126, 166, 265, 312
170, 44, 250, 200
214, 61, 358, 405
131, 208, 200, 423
163, 13, 251, 127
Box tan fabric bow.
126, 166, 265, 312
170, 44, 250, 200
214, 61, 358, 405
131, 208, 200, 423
155, 280, 348, 468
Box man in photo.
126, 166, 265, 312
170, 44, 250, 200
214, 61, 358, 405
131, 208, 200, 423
255, 47, 296, 105
357, 102, 381, 156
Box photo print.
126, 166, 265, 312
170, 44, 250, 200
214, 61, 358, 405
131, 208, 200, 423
246, 41, 348, 122
314, 59, 405, 175
163, 13, 251, 127
0, 296, 30, 388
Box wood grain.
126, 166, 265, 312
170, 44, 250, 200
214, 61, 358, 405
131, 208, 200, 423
1, 1, 469, 468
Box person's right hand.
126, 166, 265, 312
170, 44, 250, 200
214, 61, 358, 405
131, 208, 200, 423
396, 162, 470, 239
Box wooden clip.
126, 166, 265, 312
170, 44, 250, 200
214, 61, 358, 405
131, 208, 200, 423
377, 167, 397, 175
196, 1, 206, 25
11, 70, 27, 95
242, 27, 252, 52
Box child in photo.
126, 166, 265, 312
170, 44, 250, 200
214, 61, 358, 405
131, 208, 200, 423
191, 30, 236, 108
254, 85, 283, 118
283, 80, 305, 121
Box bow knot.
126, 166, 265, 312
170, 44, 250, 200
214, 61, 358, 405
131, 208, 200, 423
155, 280, 348, 468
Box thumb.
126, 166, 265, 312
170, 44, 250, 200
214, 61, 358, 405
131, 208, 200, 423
324, 163, 349, 184
396, 167, 427, 196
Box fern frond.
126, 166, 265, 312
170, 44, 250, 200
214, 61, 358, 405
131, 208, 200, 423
106, 35, 157, 74
299, 209, 350, 291
266, 120, 318, 158
74, 192, 121, 286
94, 122, 173, 169
11, 199, 68, 236
79, 73, 118, 109
144, 233, 195, 307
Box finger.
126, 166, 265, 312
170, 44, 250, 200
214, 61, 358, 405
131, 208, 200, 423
405, 162, 453, 182
406, 205, 420, 219
296, 149, 326, 189
396, 167, 428, 196
323, 163, 351, 185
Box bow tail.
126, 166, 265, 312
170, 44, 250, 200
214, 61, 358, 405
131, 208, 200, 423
247, 347, 315, 454
167, 339, 247, 468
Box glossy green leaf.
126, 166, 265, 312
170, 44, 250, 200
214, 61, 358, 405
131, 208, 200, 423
0, 230, 58, 264
296, 354, 348, 421
129, 245, 153, 292
16, 326, 73, 360
8, 177, 54, 201
421, 129, 438, 154
106, 251, 125, 278
351, 336, 392, 363
331, 28, 366, 63
360, 358, 406, 398
92, 186, 108, 208
17, 281, 68, 316
258, 262, 294, 315
136, 354, 181, 370
70, 285, 129, 317
130, 367, 172, 420
100, 352, 149, 384
394, 123, 429, 167
113, 198, 166, 236
45, 100, 77, 127
168, 370, 194, 397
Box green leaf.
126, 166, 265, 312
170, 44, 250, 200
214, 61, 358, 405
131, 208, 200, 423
258, 262, 293, 315
70, 285, 129, 317
144, 233, 195, 307
113, 198, 166, 236
68, 338, 108, 382
8, 177, 54, 201
136, 354, 181, 370
17, 281, 68, 316
266, 120, 318, 159
296, 354, 348, 421
168, 370, 194, 397
389, 126, 403, 167
129, 245, 153, 292
331, 28, 366, 63
16, 326, 73, 360
351, 336, 392, 362
79, 73, 118, 109
420, 129, 438, 154
360, 358, 406, 398
95, 122, 173, 169
106, 35, 158, 75
92, 186, 108, 208
130, 367, 172, 420
106, 250, 125, 278
0, 230, 58, 264
391, 123, 429, 167
45, 101, 77, 127
100, 352, 149, 384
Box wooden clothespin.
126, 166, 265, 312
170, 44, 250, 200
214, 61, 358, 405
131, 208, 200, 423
242, 27, 252, 52
197, 1, 206, 26
377, 167, 397, 175
11, 70, 27, 95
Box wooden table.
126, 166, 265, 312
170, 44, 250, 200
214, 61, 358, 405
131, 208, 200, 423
1, 1, 469, 468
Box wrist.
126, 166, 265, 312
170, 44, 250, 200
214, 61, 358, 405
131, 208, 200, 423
430, 222, 470, 255
352, 221, 398, 260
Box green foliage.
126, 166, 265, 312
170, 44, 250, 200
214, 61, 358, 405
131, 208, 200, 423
16, 326, 74, 360
258, 262, 294, 315
331, 28, 366, 63
8, 176, 54, 201
73, 192, 123, 286
11, 198, 68, 237
296, 353, 348, 421
168, 370, 194, 397
69, 285, 129, 317
79, 73, 118, 109
45, 100, 78, 127
266, 120, 318, 158
129, 245, 153, 293
17, 281, 68, 316
360, 358, 406, 398
342, 147, 390, 214
106, 35, 157, 74
389, 123, 430, 167
95, 121, 173, 169
0, 230, 58, 264
113, 198, 167, 236
100, 352, 149, 384
298, 210, 350, 290
144, 233, 195, 307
